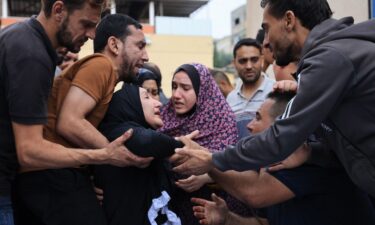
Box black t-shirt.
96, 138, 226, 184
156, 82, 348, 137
265, 165, 375, 225
0, 17, 57, 195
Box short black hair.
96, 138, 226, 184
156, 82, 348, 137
266, 91, 295, 119
261, 0, 332, 30
210, 69, 231, 84
136, 68, 161, 90
94, 14, 142, 53
233, 38, 262, 58
256, 29, 265, 44
143, 62, 162, 87
42, 0, 106, 18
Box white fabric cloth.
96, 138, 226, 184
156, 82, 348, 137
148, 191, 181, 225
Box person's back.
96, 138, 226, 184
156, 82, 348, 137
267, 168, 375, 225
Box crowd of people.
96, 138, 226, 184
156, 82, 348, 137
1, 0, 375, 225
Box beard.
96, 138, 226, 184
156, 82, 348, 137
119, 51, 137, 83
241, 71, 261, 85
56, 18, 82, 53
274, 42, 300, 67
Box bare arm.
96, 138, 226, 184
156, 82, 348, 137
209, 168, 294, 208
13, 123, 152, 170
192, 194, 268, 225
56, 86, 108, 148
225, 212, 268, 225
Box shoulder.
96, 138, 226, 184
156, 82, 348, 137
262, 75, 276, 87
80, 53, 114, 71
72, 53, 116, 82
226, 89, 238, 100
2, 21, 40, 50
2, 22, 50, 64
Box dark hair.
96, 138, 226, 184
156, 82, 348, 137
94, 14, 142, 53
261, 0, 332, 30
256, 29, 265, 44
143, 62, 162, 87
174, 64, 200, 97
233, 38, 262, 58
42, 0, 106, 18
266, 91, 295, 119
136, 68, 161, 91
210, 69, 231, 84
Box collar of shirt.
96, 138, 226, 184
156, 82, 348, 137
236, 73, 268, 100
28, 16, 58, 66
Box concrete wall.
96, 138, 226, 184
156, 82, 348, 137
329, 0, 369, 22
246, 0, 369, 39
146, 34, 213, 97
0, 0, 3, 18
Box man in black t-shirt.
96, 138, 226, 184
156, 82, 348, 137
0, 1, 151, 224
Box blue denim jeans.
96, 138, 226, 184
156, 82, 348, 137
0, 196, 14, 225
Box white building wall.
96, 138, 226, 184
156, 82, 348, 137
246, 0, 369, 39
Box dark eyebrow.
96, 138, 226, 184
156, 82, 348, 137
138, 40, 146, 46
81, 19, 97, 28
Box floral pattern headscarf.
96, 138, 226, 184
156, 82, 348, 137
159, 63, 237, 151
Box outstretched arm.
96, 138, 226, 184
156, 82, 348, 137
104, 122, 183, 158
192, 194, 268, 225
14, 125, 152, 170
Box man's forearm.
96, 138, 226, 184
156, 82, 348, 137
18, 138, 109, 170
57, 118, 109, 148
209, 169, 259, 204
225, 212, 268, 225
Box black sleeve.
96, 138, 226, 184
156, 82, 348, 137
212, 47, 355, 171
306, 140, 341, 168
103, 122, 184, 158
269, 165, 351, 197
6, 50, 53, 124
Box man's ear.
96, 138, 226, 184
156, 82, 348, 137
219, 80, 228, 88
284, 10, 296, 32
107, 36, 120, 56
51, 1, 66, 22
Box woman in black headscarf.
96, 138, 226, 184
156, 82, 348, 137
136, 67, 161, 101
94, 84, 183, 225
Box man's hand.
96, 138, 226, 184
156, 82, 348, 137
176, 174, 211, 193
192, 194, 229, 225
172, 148, 213, 176
178, 130, 200, 141
267, 143, 311, 172
104, 129, 153, 168
169, 130, 202, 165
273, 80, 298, 92
93, 186, 104, 205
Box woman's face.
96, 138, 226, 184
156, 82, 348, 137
142, 79, 160, 101
171, 71, 197, 115
139, 88, 163, 129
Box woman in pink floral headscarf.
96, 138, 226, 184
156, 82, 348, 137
160, 63, 242, 224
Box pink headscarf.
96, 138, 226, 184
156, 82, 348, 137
159, 63, 237, 152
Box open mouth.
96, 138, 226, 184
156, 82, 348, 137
173, 102, 184, 107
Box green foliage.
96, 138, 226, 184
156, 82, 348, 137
213, 45, 232, 68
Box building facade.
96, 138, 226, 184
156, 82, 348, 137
246, 0, 371, 39
0, 0, 213, 97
